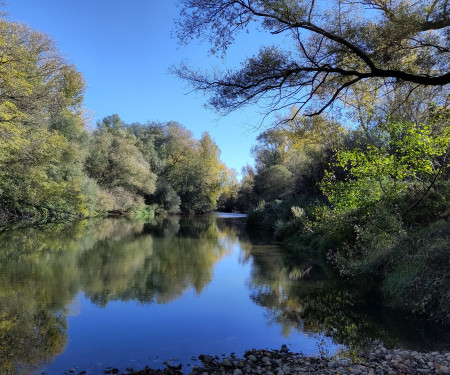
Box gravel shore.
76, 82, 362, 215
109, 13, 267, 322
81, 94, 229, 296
104, 345, 450, 375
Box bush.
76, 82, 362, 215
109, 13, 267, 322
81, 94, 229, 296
133, 204, 157, 220
246, 198, 301, 234
382, 220, 450, 323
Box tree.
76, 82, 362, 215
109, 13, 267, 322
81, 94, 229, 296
252, 129, 290, 171
254, 164, 293, 201
217, 167, 240, 212
195, 132, 228, 210
235, 165, 258, 212
174, 0, 449, 120
85, 115, 157, 212
0, 19, 90, 219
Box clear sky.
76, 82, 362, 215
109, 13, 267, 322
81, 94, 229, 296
4, 1, 279, 176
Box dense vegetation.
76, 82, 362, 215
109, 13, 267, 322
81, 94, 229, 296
0, 18, 234, 222
175, 0, 450, 324
225, 110, 450, 324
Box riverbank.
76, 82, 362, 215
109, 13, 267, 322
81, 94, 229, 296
97, 345, 450, 375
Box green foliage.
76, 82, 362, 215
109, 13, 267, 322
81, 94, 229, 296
244, 113, 450, 323
254, 164, 293, 201
383, 220, 450, 323
85, 115, 157, 213
0, 19, 92, 221
316, 120, 449, 280
138, 124, 229, 214
234, 165, 257, 212
152, 179, 181, 214
133, 204, 157, 220
322, 121, 450, 211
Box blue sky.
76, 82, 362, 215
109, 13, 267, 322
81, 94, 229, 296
5, 1, 281, 176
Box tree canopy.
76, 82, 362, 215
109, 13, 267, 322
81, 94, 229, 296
174, 0, 449, 120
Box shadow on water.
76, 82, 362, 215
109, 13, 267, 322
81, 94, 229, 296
0, 215, 448, 374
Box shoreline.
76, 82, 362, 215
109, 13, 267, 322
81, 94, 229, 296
90, 345, 450, 375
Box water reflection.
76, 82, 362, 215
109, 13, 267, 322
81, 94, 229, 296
240, 236, 450, 353
0, 217, 237, 374
81, 216, 234, 305
0, 216, 448, 374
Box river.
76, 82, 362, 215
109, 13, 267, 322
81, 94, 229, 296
0, 214, 448, 375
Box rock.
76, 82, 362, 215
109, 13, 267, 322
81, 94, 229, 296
199, 355, 214, 363
124, 346, 450, 375
262, 357, 271, 365
327, 361, 337, 368
221, 358, 233, 368
104, 368, 119, 374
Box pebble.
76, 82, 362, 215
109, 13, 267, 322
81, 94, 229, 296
210, 346, 449, 375
106, 346, 450, 375
221, 359, 233, 368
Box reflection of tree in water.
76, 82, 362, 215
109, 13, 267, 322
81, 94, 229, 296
243, 242, 450, 352
80, 216, 236, 305
0, 221, 91, 375
0, 216, 239, 374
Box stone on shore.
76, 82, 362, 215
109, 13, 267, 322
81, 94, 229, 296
110, 345, 450, 375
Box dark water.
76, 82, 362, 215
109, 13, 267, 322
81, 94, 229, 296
0, 214, 448, 375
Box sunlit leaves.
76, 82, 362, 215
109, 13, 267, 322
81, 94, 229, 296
0, 18, 92, 220
321, 120, 450, 210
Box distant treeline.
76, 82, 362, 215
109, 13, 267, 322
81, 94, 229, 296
0, 19, 236, 222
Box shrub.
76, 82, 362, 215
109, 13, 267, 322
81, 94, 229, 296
382, 220, 450, 323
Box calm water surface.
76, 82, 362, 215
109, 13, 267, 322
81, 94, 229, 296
0, 214, 448, 375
